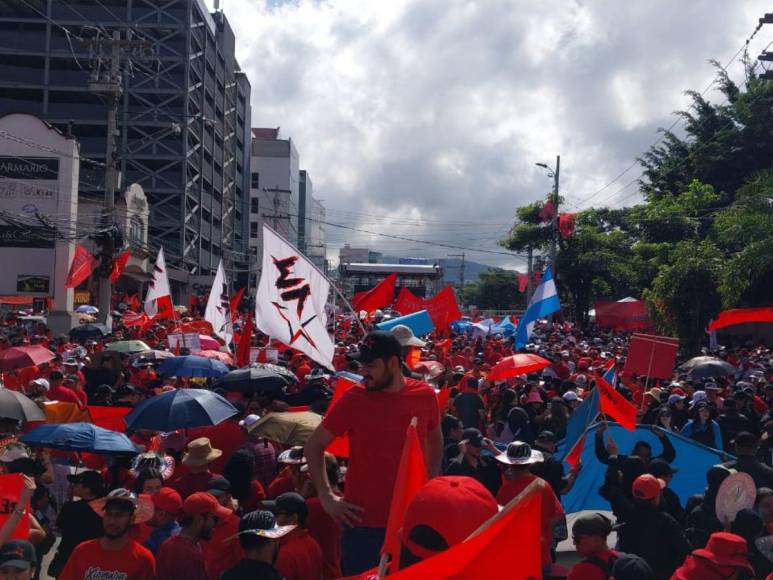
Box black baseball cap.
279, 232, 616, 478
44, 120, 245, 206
462, 428, 484, 448
67, 470, 105, 496
572, 513, 614, 538
0, 540, 36, 569
536, 430, 557, 443
347, 331, 402, 364
263, 492, 308, 521
611, 553, 654, 579
649, 458, 678, 477
207, 475, 232, 497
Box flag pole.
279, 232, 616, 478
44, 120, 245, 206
260, 224, 366, 335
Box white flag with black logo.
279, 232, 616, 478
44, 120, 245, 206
255, 225, 334, 369
204, 260, 233, 349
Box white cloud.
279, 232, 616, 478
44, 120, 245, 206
207, 0, 771, 267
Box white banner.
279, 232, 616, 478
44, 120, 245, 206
204, 260, 233, 350
167, 333, 201, 351
255, 225, 334, 369
249, 348, 279, 364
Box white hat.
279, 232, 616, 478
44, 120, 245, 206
390, 324, 426, 348
562, 391, 582, 403
495, 441, 544, 466
239, 414, 261, 429
30, 378, 49, 391
0, 444, 29, 463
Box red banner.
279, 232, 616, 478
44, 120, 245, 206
708, 307, 773, 331
0, 475, 30, 540
394, 288, 425, 316
594, 299, 652, 330
352, 273, 397, 314
229, 287, 246, 322
235, 315, 253, 368
65, 244, 98, 288
110, 250, 131, 283
88, 406, 130, 433
623, 333, 679, 379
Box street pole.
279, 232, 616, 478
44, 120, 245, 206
526, 246, 533, 303
550, 154, 560, 277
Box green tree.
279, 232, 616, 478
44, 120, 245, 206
459, 269, 524, 310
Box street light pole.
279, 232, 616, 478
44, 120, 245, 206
551, 155, 560, 278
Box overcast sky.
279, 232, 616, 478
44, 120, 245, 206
206, 0, 771, 270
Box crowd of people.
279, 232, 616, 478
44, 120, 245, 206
0, 307, 771, 579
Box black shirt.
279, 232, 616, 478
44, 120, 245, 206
221, 558, 283, 580
453, 392, 484, 429
445, 454, 502, 497
49, 499, 103, 577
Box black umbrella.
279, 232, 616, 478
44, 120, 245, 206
250, 363, 298, 385
681, 356, 736, 379
69, 323, 108, 340
0, 389, 46, 422
213, 366, 290, 395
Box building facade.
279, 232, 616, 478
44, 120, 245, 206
307, 195, 327, 273
0, 0, 251, 285
338, 262, 444, 299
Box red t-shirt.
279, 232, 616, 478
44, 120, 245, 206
496, 473, 563, 567
48, 384, 82, 405
568, 549, 619, 580
170, 470, 216, 499
321, 378, 439, 527
157, 535, 207, 580
239, 479, 267, 513
59, 538, 156, 580
306, 496, 342, 579
275, 528, 323, 580
268, 471, 295, 499
203, 511, 243, 580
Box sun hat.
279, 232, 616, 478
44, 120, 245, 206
305, 368, 330, 382
238, 414, 261, 429
90, 488, 153, 523
182, 437, 222, 467
644, 388, 663, 401
390, 325, 426, 348
693, 532, 753, 572
495, 441, 544, 466
0, 540, 36, 570
151, 487, 182, 514
277, 446, 306, 465
182, 492, 231, 520
232, 510, 296, 540
130, 452, 174, 481
632, 474, 665, 501
0, 445, 28, 463
400, 476, 498, 560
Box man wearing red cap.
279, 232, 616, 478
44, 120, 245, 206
144, 487, 182, 554
672, 531, 753, 579
156, 492, 231, 580
305, 331, 442, 576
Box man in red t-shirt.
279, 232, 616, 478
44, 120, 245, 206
567, 513, 619, 580
305, 331, 443, 576
268, 492, 323, 580
60, 488, 156, 580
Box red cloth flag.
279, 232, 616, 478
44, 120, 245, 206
564, 434, 585, 467
352, 273, 398, 314
436, 388, 450, 414
65, 244, 98, 288
595, 372, 637, 430
539, 199, 556, 222
229, 287, 246, 322
326, 375, 362, 458
109, 250, 131, 283
425, 286, 462, 330
708, 307, 773, 331
394, 287, 425, 315
435, 339, 451, 356
121, 311, 149, 327
559, 213, 577, 239
386, 480, 542, 579
235, 315, 253, 368
381, 418, 427, 572
517, 273, 528, 293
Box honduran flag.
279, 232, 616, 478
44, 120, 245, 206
514, 266, 561, 349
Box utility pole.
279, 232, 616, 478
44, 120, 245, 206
447, 252, 465, 289
551, 154, 560, 278
86, 30, 151, 322
525, 246, 533, 303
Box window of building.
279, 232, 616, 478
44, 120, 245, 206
250, 221, 258, 238
251, 172, 259, 189
250, 197, 259, 214
129, 215, 143, 244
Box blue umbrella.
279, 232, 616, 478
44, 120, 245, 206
21, 423, 138, 454
125, 388, 238, 432
74, 305, 99, 315
157, 355, 229, 378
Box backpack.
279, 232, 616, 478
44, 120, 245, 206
583, 554, 619, 580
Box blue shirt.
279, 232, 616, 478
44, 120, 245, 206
144, 520, 181, 554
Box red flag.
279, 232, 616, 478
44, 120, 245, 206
352, 273, 398, 314
326, 375, 362, 458
559, 213, 577, 239
229, 287, 246, 322
564, 434, 585, 467
435, 339, 451, 356
426, 286, 462, 330
708, 307, 773, 331
394, 287, 425, 315
235, 315, 253, 368
88, 406, 130, 433
595, 372, 637, 430
109, 250, 131, 283
517, 273, 528, 293
128, 294, 141, 312
153, 295, 175, 320
121, 311, 149, 327
539, 199, 556, 222
386, 480, 542, 579
436, 388, 450, 414
65, 244, 98, 288
381, 418, 428, 572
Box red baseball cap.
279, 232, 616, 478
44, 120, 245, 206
401, 476, 498, 560
182, 492, 231, 519
632, 474, 665, 501
151, 487, 182, 514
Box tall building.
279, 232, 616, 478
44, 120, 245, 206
0, 0, 251, 284
307, 195, 327, 273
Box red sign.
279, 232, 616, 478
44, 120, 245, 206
594, 299, 652, 331
0, 475, 30, 540
623, 333, 679, 379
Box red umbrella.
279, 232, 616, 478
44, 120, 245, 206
0, 345, 56, 372
192, 350, 234, 365
486, 354, 551, 382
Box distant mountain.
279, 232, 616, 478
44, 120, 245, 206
379, 255, 514, 284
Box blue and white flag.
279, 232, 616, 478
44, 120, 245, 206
514, 266, 561, 349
